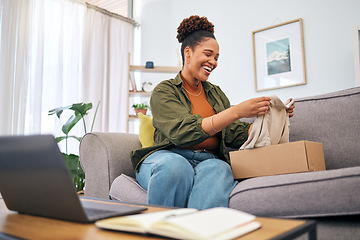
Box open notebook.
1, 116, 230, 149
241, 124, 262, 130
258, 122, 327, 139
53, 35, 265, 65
96, 207, 261, 240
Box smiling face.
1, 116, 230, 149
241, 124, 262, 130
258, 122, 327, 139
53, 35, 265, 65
182, 37, 219, 86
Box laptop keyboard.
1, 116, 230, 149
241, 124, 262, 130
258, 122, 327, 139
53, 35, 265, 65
84, 207, 119, 219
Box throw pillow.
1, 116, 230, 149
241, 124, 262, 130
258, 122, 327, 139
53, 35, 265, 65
138, 113, 155, 148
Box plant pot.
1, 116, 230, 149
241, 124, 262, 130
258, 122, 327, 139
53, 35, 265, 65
134, 108, 147, 116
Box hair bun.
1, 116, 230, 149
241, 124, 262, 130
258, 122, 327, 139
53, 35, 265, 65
176, 15, 214, 43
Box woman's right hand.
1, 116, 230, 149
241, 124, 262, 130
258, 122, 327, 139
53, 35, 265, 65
233, 97, 271, 119
202, 97, 271, 136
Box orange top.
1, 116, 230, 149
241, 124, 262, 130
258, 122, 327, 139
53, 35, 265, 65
182, 79, 220, 152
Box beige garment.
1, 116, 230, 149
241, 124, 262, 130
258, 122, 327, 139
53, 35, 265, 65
240, 95, 294, 150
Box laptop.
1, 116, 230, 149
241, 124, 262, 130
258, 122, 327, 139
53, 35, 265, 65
0, 135, 146, 223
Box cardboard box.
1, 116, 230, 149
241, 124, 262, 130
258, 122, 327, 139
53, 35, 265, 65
230, 141, 326, 179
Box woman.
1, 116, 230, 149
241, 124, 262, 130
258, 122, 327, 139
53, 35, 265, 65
131, 15, 294, 209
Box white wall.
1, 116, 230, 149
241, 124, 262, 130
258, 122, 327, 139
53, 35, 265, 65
135, 0, 360, 103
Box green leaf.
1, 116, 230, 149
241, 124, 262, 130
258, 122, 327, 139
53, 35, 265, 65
49, 102, 93, 118
70, 103, 93, 116
63, 153, 79, 175
56, 135, 82, 143
56, 136, 68, 143
48, 105, 72, 119
132, 103, 149, 109
62, 153, 85, 192
62, 114, 82, 135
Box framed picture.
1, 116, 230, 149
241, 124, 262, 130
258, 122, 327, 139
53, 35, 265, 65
354, 25, 360, 87
253, 18, 306, 91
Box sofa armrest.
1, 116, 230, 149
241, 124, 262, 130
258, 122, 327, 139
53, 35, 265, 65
79, 132, 141, 199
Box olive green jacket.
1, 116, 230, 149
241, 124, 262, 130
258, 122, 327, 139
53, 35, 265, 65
130, 72, 251, 171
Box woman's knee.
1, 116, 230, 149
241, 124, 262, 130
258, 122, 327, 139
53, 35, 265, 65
140, 150, 194, 183
196, 158, 232, 174
154, 153, 194, 179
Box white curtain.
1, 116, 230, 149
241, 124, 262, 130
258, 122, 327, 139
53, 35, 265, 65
0, 0, 33, 135
0, 0, 133, 139
82, 7, 133, 132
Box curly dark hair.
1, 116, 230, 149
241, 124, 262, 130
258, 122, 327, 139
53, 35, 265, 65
176, 15, 216, 65
176, 15, 214, 43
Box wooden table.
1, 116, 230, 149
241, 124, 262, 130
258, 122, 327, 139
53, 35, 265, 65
0, 197, 316, 240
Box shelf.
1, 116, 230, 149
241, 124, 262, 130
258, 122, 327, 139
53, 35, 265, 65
128, 114, 151, 120
127, 57, 179, 133
128, 115, 139, 120
130, 65, 180, 73
129, 91, 152, 97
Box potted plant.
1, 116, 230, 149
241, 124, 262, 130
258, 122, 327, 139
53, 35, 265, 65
48, 102, 100, 193
132, 103, 149, 116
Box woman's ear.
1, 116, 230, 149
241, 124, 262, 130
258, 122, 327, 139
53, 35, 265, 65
184, 46, 191, 64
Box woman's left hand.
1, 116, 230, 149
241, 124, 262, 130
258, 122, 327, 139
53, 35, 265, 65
287, 103, 295, 118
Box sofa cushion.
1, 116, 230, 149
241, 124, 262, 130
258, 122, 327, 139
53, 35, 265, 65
290, 87, 360, 170
138, 113, 155, 148
229, 166, 360, 218
109, 174, 147, 204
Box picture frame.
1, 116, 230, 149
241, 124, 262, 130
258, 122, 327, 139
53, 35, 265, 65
354, 25, 360, 87
253, 18, 306, 92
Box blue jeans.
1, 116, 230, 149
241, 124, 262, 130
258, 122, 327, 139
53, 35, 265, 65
136, 148, 238, 209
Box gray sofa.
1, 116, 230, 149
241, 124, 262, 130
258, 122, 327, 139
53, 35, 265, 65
80, 86, 360, 239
